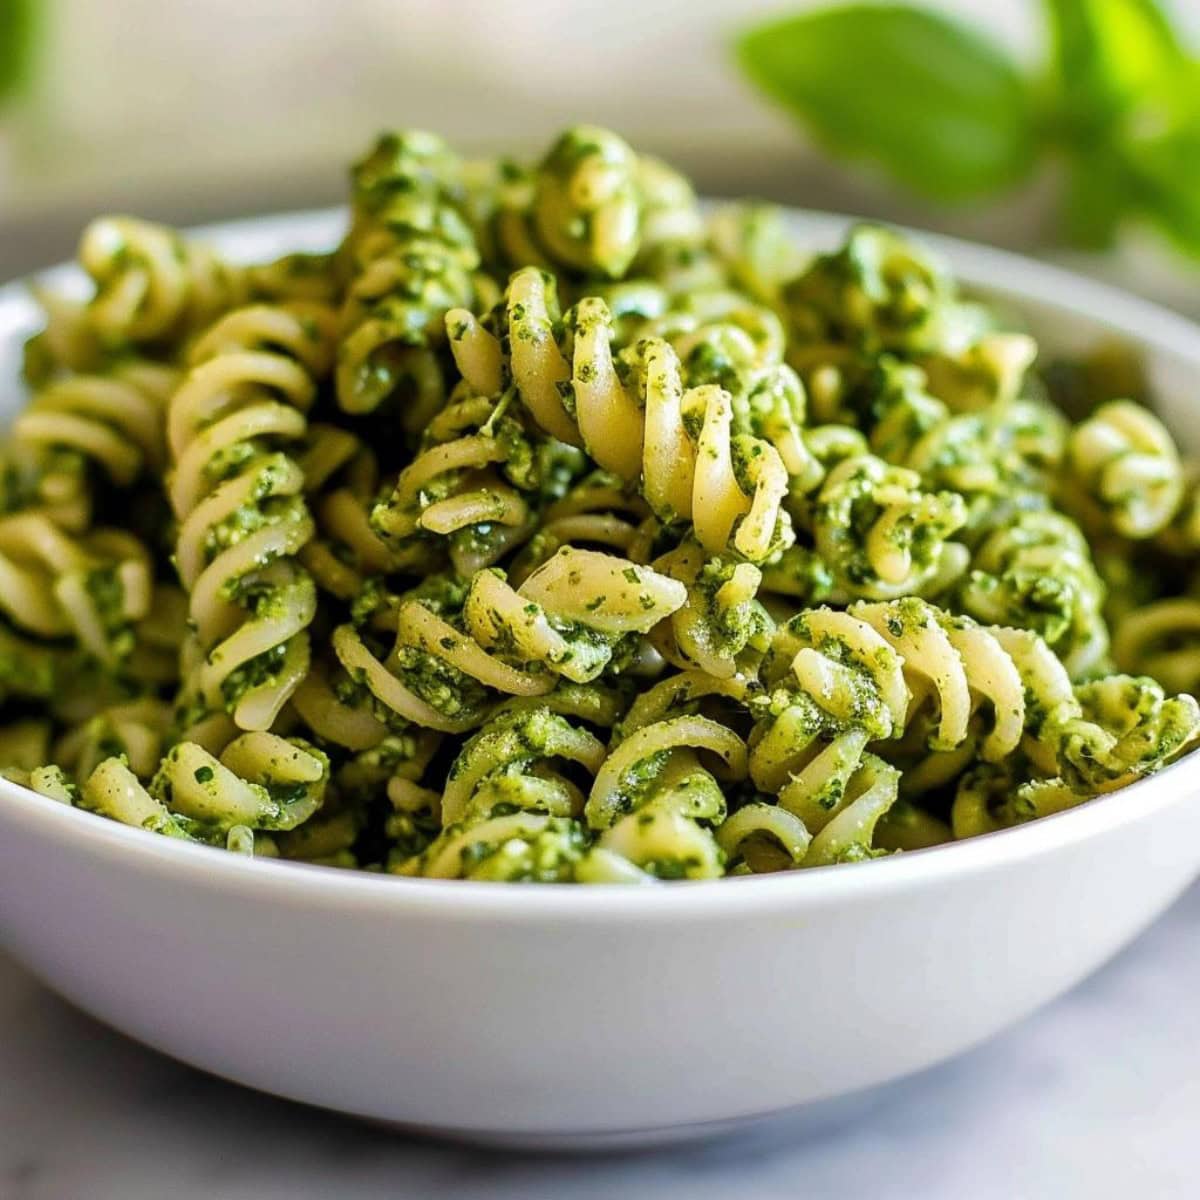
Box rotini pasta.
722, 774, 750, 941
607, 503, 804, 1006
13, 359, 178, 490
584, 674, 741, 881
1063, 400, 1184, 540
397, 707, 605, 880
647, 541, 773, 679
815, 356, 1067, 531
1113, 594, 1200, 695
467, 126, 642, 281
368, 391, 542, 577
1, 125, 1197, 884
336, 131, 488, 423
78, 216, 250, 348
955, 509, 1109, 680
167, 302, 337, 742
460, 273, 796, 563
785, 223, 1036, 413
805, 454, 967, 601
0, 512, 153, 668
26, 217, 340, 383
80, 732, 328, 854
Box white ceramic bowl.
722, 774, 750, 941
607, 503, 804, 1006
1, 209, 1200, 1150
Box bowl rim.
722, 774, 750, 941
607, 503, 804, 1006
3, 202, 1200, 919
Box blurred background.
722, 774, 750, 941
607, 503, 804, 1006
1, 0, 1198, 312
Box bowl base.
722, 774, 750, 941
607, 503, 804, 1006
369, 1083, 896, 1152
373, 1115, 754, 1152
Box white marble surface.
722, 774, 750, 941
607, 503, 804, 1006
1, 881, 1198, 1200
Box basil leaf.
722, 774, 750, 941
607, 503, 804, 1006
1061, 146, 1135, 249
0, 0, 38, 106
1125, 121, 1200, 255
1044, 0, 1188, 133
1044, 1, 1199, 254
735, 5, 1036, 202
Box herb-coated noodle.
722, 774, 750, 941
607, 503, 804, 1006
337, 131, 490, 423
79, 216, 249, 349
167, 302, 337, 744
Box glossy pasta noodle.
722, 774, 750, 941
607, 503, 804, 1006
2, 125, 1198, 882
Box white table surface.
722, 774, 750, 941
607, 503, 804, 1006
2, 876, 1198, 1200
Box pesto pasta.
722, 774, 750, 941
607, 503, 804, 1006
2, 125, 1198, 882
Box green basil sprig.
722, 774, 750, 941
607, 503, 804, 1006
0, 0, 39, 108
735, 0, 1200, 258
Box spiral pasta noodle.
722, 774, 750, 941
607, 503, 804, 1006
817, 356, 1067, 530
13, 360, 178, 490
786, 224, 957, 356
647, 541, 773, 679
455, 272, 795, 564
949, 665, 1200, 839
369, 392, 540, 577
79, 216, 250, 348
583, 673, 740, 881
785, 224, 1036, 413
727, 597, 1198, 870
1112, 594, 1200, 695
296, 427, 404, 609
397, 707, 605, 880
0, 511, 153, 668
80, 732, 328, 853
1, 124, 1197, 884
1064, 400, 1184, 540
166, 301, 337, 741
986, 627, 1198, 793
805, 454, 968, 601
955, 509, 1109, 680
467, 126, 643, 282
331, 547, 686, 738
336, 131, 488, 422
